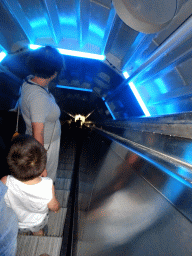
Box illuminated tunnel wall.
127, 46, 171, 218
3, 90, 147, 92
0, 0, 192, 120
0, 1, 192, 255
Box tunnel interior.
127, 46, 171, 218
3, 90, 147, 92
0, 0, 192, 255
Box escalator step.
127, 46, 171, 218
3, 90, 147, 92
55, 190, 70, 208
48, 208, 67, 237
57, 162, 74, 171
17, 236, 62, 256
55, 178, 72, 190
57, 169, 73, 179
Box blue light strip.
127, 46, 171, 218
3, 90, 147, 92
57, 48, 105, 60
0, 51, 7, 62
29, 44, 106, 61
104, 101, 116, 120
56, 85, 93, 92
29, 44, 42, 50
123, 71, 150, 117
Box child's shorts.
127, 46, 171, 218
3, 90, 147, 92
18, 213, 49, 233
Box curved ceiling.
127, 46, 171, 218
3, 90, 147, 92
0, 0, 192, 120
113, 0, 178, 33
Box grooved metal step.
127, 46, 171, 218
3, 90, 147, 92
17, 236, 62, 256
57, 169, 73, 179
55, 177, 72, 190
57, 162, 74, 171
48, 208, 67, 237
55, 190, 70, 208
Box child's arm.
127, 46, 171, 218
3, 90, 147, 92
0, 176, 7, 185
47, 184, 60, 213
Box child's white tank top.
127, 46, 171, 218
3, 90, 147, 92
4, 175, 53, 229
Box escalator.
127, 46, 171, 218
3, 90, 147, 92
5, 116, 192, 255
75, 125, 192, 256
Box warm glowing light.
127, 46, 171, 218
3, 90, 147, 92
123, 71, 150, 117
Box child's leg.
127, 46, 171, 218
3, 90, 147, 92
31, 214, 49, 236
32, 229, 44, 236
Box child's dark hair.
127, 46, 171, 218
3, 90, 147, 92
27, 45, 63, 79
7, 135, 47, 181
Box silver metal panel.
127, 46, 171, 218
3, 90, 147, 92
17, 236, 39, 256
101, 5, 116, 55
36, 237, 62, 256
98, 112, 192, 138
76, 129, 192, 255
87, 0, 111, 54
2, 0, 192, 117
0, 1, 29, 51
177, 58, 192, 86
56, 169, 73, 179
153, 0, 192, 47
43, 0, 62, 44
91, 118, 192, 220
2, 0, 36, 43
17, 236, 62, 256
76, 0, 90, 48
78, 192, 92, 210
48, 208, 67, 237
55, 177, 72, 190
55, 190, 70, 208
56, 0, 78, 46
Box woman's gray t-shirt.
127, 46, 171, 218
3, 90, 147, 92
20, 76, 61, 145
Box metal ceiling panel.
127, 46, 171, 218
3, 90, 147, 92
0, 1, 31, 51
0, 0, 192, 118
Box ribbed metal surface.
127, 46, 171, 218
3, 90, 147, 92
55, 178, 72, 190
57, 169, 73, 179
36, 237, 62, 256
17, 236, 39, 256
48, 208, 67, 237
17, 236, 62, 256
97, 112, 192, 139
55, 190, 70, 208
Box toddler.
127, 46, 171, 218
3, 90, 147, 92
1, 134, 60, 236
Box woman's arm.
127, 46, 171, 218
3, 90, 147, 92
47, 185, 60, 213
32, 122, 44, 146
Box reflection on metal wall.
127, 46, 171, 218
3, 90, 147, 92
76, 127, 192, 256
95, 112, 192, 221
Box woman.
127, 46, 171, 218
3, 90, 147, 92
20, 46, 63, 182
